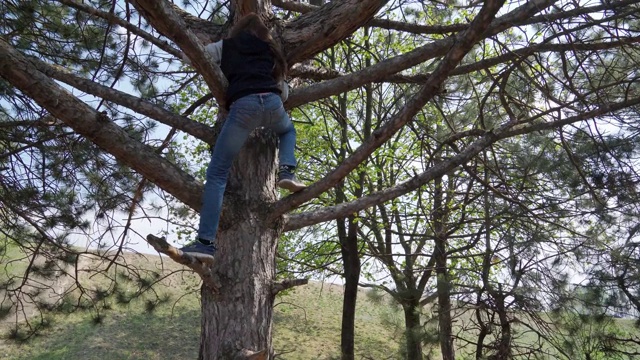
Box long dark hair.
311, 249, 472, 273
229, 13, 287, 81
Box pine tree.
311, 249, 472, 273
2, 1, 640, 359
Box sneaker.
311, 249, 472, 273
278, 177, 307, 192
179, 241, 216, 258
278, 166, 306, 192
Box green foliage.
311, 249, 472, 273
549, 289, 639, 360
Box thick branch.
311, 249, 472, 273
284, 0, 558, 108
290, 37, 640, 83
271, 0, 508, 220
130, 0, 225, 43
281, 0, 387, 65
129, 0, 228, 107
288, 0, 640, 107
284, 95, 640, 231
0, 38, 204, 211
271, 0, 315, 13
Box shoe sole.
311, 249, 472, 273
278, 179, 306, 193
181, 250, 215, 264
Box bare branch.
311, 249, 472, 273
271, 279, 309, 295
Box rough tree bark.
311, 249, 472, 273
199, 130, 282, 360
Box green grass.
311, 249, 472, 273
0, 249, 402, 360
0, 242, 30, 286
273, 283, 400, 359
1, 247, 638, 360
0, 281, 400, 360
1, 306, 201, 360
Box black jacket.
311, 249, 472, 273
220, 32, 281, 107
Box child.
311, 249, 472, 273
180, 13, 306, 257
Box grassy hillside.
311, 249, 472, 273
2, 246, 637, 360
0, 249, 403, 360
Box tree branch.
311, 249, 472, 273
130, 0, 226, 43
290, 37, 640, 83
283, 95, 640, 231
284, 0, 558, 108
271, 279, 308, 295
146, 234, 221, 292
56, 0, 182, 59
0, 38, 204, 211
129, 0, 228, 107
271, 0, 508, 220
281, 0, 387, 65
29, 56, 217, 144
272, 0, 466, 35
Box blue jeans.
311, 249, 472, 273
198, 93, 297, 243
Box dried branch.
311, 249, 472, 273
145, 234, 221, 292
271, 279, 309, 295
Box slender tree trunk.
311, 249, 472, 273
434, 176, 455, 360
494, 289, 512, 360
337, 215, 361, 360
199, 130, 280, 360
475, 292, 489, 360
334, 82, 364, 359
435, 241, 454, 360
403, 301, 423, 360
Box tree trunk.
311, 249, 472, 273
337, 215, 361, 360
199, 129, 280, 360
332, 83, 363, 360
435, 245, 454, 360
494, 289, 512, 360
434, 176, 455, 360
403, 301, 423, 360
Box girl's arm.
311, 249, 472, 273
180, 40, 223, 65
278, 81, 289, 102
203, 41, 223, 64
